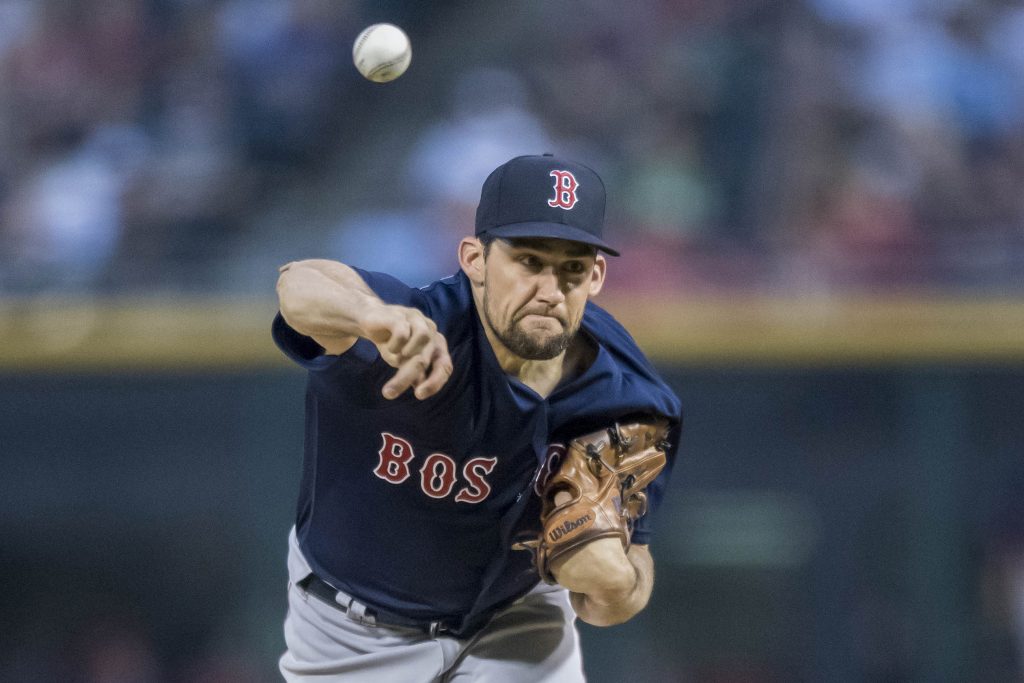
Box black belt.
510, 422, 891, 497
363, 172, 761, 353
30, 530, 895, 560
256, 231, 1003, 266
297, 574, 452, 637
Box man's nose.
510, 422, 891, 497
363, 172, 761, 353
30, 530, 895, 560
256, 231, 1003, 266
535, 268, 566, 305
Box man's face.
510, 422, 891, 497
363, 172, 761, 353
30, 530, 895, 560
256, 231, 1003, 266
479, 238, 605, 360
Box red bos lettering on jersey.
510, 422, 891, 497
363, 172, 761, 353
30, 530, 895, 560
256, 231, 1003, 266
374, 433, 497, 504
532, 443, 567, 496
454, 457, 498, 504
375, 432, 415, 483
419, 453, 457, 499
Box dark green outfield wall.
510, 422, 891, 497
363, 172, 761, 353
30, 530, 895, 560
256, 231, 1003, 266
1, 365, 1022, 681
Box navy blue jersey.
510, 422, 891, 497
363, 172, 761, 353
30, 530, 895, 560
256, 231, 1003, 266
273, 269, 682, 634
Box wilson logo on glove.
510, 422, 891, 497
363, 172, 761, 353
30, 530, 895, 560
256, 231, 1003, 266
548, 513, 594, 542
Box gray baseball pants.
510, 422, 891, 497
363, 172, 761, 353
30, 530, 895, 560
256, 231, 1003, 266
279, 528, 587, 682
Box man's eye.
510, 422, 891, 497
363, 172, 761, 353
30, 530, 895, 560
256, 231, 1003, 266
564, 261, 586, 274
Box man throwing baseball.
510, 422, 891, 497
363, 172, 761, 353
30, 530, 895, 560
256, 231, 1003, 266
273, 154, 682, 681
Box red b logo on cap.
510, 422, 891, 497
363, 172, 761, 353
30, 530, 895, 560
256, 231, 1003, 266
548, 170, 579, 210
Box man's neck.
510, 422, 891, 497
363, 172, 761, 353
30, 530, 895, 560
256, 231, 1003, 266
481, 323, 594, 399
477, 321, 556, 395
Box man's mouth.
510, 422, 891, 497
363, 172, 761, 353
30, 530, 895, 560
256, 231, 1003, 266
518, 312, 564, 326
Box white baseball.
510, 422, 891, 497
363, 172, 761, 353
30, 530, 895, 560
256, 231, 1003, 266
353, 23, 411, 83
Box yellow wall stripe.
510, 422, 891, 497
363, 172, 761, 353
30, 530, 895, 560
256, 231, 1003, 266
1, 294, 1022, 370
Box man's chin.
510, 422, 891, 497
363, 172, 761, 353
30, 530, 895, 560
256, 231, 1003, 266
510, 329, 572, 360
516, 346, 564, 361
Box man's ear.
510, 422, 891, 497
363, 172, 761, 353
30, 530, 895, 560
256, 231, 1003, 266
588, 254, 607, 297
459, 237, 486, 285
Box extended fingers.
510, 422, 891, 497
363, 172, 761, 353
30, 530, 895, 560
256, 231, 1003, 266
374, 310, 451, 400
382, 354, 428, 399
412, 337, 453, 400
399, 316, 437, 358
382, 337, 452, 400
370, 309, 433, 358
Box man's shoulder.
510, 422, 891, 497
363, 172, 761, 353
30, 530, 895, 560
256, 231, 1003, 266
417, 271, 472, 315
582, 300, 637, 348
582, 300, 667, 384
415, 271, 476, 347
417, 271, 470, 299
355, 269, 471, 315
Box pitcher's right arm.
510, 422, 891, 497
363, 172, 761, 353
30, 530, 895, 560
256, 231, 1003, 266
277, 259, 452, 399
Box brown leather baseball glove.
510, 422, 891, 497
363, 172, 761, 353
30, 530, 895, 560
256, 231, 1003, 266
516, 418, 671, 584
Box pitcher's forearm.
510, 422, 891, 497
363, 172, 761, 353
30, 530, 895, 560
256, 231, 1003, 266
276, 260, 383, 338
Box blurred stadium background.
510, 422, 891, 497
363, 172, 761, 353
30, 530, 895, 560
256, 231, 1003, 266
2, 0, 1024, 681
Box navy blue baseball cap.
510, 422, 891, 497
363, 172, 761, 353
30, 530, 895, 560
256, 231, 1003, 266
475, 154, 619, 256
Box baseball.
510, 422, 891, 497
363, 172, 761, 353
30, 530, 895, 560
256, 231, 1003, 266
353, 23, 411, 83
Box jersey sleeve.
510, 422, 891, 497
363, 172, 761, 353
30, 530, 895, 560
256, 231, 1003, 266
352, 268, 425, 307
576, 301, 685, 546
628, 417, 683, 545
272, 312, 380, 370
272, 267, 428, 371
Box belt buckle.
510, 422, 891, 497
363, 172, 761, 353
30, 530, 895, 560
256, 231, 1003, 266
428, 621, 444, 638
346, 599, 377, 627
354, 613, 377, 627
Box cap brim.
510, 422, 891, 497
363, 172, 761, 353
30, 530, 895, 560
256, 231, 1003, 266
481, 222, 620, 256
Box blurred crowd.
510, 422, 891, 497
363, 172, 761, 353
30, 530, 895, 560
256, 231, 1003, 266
0, 0, 375, 293
2, 0, 1024, 296
405, 0, 1024, 294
